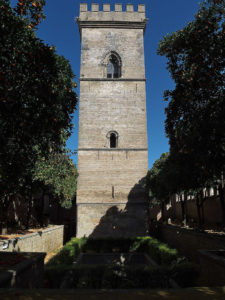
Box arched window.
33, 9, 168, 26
107, 131, 119, 148
110, 133, 117, 148
107, 55, 120, 79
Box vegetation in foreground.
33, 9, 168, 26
45, 237, 198, 289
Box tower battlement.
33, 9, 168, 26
79, 3, 146, 24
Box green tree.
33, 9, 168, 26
34, 150, 78, 209
146, 153, 171, 221
0, 0, 77, 229
158, 0, 225, 226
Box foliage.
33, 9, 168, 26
33, 151, 78, 208
47, 237, 87, 266
146, 153, 172, 206
157, 0, 225, 224
14, 0, 46, 29
0, 0, 77, 225
130, 236, 182, 266
47, 236, 183, 267
45, 237, 197, 289
158, 0, 225, 181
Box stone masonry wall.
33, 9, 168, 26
76, 3, 148, 237
0, 225, 63, 253
77, 150, 148, 203
77, 203, 149, 238
79, 81, 147, 149
80, 28, 146, 79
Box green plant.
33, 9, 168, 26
44, 236, 198, 289
47, 237, 87, 266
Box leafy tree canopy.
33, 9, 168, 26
33, 150, 77, 209
0, 0, 78, 199
158, 0, 225, 181
146, 153, 171, 206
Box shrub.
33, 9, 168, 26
130, 236, 181, 265
45, 236, 198, 289
47, 237, 87, 266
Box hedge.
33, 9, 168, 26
45, 236, 198, 288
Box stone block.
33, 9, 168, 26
103, 4, 111, 12
91, 3, 99, 12
138, 4, 145, 13
115, 4, 122, 12
126, 4, 134, 12
80, 3, 87, 12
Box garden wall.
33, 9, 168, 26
0, 252, 45, 288
150, 195, 223, 228
157, 224, 225, 262
0, 225, 63, 254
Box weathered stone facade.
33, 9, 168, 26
76, 3, 149, 237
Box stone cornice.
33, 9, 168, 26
78, 148, 148, 151
80, 78, 146, 82
77, 19, 148, 31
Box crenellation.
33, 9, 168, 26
91, 3, 99, 11
115, 4, 122, 12
103, 3, 110, 12
80, 3, 87, 12
138, 4, 145, 13
78, 3, 146, 20
126, 4, 134, 12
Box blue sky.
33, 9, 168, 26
10, 0, 200, 168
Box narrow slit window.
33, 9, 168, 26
110, 133, 117, 148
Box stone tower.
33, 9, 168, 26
76, 3, 148, 237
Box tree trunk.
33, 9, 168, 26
184, 193, 188, 226
25, 196, 33, 229
161, 202, 165, 223
36, 191, 44, 227
218, 185, 225, 228
0, 196, 10, 234
199, 190, 205, 230
180, 194, 187, 226
196, 193, 202, 229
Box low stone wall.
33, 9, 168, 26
157, 224, 225, 262
0, 252, 45, 288
150, 196, 223, 228
0, 225, 64, 254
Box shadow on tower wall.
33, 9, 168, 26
88, 177, 150, 238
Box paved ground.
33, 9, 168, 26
0, 287, 225, 300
